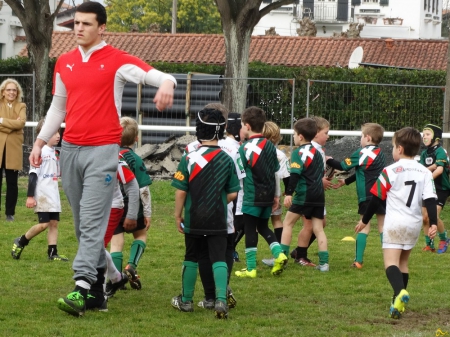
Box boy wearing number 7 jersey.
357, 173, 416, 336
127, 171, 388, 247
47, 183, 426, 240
355, 127, 437, 319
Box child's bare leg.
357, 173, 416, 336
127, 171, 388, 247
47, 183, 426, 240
47, 220, 58, 245
280, 211, 301, 255
26, 222, 49, 241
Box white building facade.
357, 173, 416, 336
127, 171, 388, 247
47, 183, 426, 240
253, 0, 443, 39
0, 1, 71, 60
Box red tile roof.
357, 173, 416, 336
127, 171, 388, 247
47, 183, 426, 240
20, 32, 449, 70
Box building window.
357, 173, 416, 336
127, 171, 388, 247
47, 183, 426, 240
363, 0, 378, 2
352, 0, 361, 5
428, 0, 431, 11
0, 44, 3, 60
379, 0, 388, 5
432, 0, 435, 12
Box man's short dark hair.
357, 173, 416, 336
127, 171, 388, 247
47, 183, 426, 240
77, 1, 107, 25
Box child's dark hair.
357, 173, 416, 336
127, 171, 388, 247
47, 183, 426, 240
36, 119, 45, 136
77, 1, 107, 25
120, 117, 138, 147
393, 127, 421, 157
362, 123, 384, 145
196, 108, 226, 142
241, 106, 266, 133
293, 118, 317, 142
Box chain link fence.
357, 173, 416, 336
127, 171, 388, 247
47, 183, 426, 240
306, 79, 446, 133
1, 73, 447, 147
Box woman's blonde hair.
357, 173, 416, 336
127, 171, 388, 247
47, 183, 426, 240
0, 78, 24, 103
262, 121, 282, 145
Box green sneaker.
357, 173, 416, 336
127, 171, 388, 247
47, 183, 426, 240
57, 291, 86, 317
271, 252, 288, 276
49, 254, 69, 262
11, 237, 24, 260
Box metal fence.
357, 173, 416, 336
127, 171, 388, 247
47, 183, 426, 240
2, 73, 448, 147
124, 77, 295, 145
306, 79, 446, 133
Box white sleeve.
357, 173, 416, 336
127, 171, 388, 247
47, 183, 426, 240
140, 185, 152, 217
274, 173, 281, 197
38, 73, 67, 143
145, 69, 177, 88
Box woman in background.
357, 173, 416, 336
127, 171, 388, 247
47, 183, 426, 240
0, 78, 26, 221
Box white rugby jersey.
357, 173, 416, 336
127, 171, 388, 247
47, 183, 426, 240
29, 145, 61, 213
219, 137, 245, 233
370, 158, 436, 245
276, 148, 290, 180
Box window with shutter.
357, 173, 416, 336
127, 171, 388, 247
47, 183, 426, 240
380, 0, 388, 5
352, 0, 361, 5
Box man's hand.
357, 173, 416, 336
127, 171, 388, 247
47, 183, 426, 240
123, 218, 137, 231
29, 139, 46, 167
153, 80, 175, 111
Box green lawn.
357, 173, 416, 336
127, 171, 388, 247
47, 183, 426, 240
1, 178, 449, 337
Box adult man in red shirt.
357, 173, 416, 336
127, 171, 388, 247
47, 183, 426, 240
29, 1, 176, 317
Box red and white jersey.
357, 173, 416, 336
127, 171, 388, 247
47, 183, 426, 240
29, 145, 61, 213
370, 158, 436, 245
111, 161, 136, 209
53, 44, 153, 146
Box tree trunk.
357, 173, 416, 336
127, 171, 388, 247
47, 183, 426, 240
222, 22, 252, 113
215, 0, 295, 113
5, 0, 64, 120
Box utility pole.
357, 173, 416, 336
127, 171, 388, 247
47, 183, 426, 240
172, 0, 177, 34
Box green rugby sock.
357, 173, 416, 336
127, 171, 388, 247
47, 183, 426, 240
245, 247, 257, 271
318, 251, 329, 265
270, 242, 283, 258
111, 252, 123, 272
181, 261, 198, 302
355, 233, 368, 263
213, 261, 228, 302
280, 244, 290, 256
128, 240, 146, 268
438, 231, 447, 241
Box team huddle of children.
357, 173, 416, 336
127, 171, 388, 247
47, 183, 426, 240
11, 103, 446, 321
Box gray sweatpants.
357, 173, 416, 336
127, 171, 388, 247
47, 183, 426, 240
60, 140, 119, 284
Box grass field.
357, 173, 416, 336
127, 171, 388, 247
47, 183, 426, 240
1, 178, 450, 337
